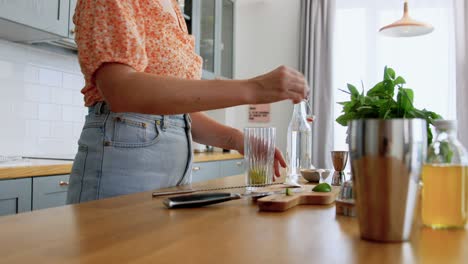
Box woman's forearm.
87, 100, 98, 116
95, 63, 309, 115
96, 64, 253, 114
190, 112, 243, 152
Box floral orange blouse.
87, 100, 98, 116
74, 0, 203, 106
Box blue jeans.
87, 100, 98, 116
66, 102, 193, 204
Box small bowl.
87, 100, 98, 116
300, 169, 330, 183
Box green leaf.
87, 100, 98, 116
336, 112, 354, 126
383, 109, 392, 119
338, 88, 351, 95
347, 84, 359, 98
384, 67, 396, 80
440, 141, 454, 163
394, 76, 406, 86
367, 82, 384, 96
383, 80, 395, 97
397, 88, 414, 112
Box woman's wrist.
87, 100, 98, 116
240, 79, 259, 105
230, 128, 244, 154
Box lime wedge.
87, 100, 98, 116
312, 183, 332, 192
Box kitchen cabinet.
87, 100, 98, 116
68, 0, 77, 39
191, 0, 235, 79
0, 178, 32, 216
195, 0, 216, 79
220, 0, 234, 79
0, 0, 70, 38
192, 158, 244, 183
0, 174, 70, 216
32, 174, 70, 210
219, 159, 244, 177
191, 161, 220, 183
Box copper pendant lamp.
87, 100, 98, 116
379, 0, 434, 37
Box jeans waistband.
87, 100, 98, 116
89, 102, 189, 128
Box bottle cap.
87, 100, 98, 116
433, 120, 457, 131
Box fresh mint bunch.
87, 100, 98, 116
336, 66, 442, 145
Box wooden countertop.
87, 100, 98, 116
0, 159, 73, 180
192, 151, 243, 162
0, 152, 243, 180
0, 175, 467, 263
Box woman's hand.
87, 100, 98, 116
248, 65, 309, 104
272, 148, 287, 179
233, 132, 287, 180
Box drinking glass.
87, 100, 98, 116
244, 127, 276, 191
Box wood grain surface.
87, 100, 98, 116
0, 152, 243, 180
192, 151, 243, 162
0, 159, 73, 179
0, 175, 467, 264
257, 185, 340, 212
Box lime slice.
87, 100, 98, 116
312, 183, 332, 192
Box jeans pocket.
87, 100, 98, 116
66, 144, 88, 204
111, 115, 162, 148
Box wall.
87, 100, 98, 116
0, 39, 85, 157
227, 0, 301, 153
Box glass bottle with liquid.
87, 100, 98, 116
422, 120, 468, 229
286, 102, 312, 185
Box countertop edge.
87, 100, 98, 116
0, 152, 244, 180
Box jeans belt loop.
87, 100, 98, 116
94, 101, 103, 116
161, 115, 167, 131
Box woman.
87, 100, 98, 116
67, 0, 309, 203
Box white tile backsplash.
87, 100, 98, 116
38, 103, 62, 121
0, 39, 86, 156
23, 64, 40, 83
38, 121, 51, 138
0, 60, 14, 79
62, 105, 74, 122
14, 102, 39, 119
39, 68, 62, 87
72, 106, 85, 123
73, 123, 83, 138
63, 72, 84, 90
24, 84, 50, 102
50, 87, 73, 105
50, 122, 73, 139
72, 93, 84, 106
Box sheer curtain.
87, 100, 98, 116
299, 0, 335, 169
454, 0, 468, 147
333, 0, 456, 151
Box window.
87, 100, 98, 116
332, 0, 456, 151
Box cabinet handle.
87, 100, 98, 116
57, 0, 61, 20
192, 166, 201, 171
59, 181, 69, 186
236, 161, 243, 166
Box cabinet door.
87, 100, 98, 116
68, 0, 77, 39
191, 161, 220, 183
220, 159, 244, 177
220, 0, 234, 79
197, 0, 216, 79
0, 178, 32, 216
0, 0, 69, 37
32, 175, 70, 210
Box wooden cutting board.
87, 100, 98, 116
257, 185, 340, 212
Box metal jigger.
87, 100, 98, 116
331, 151, 348, 186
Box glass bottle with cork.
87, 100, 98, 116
422, 120, 468, 229
286, 101, 313, 185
